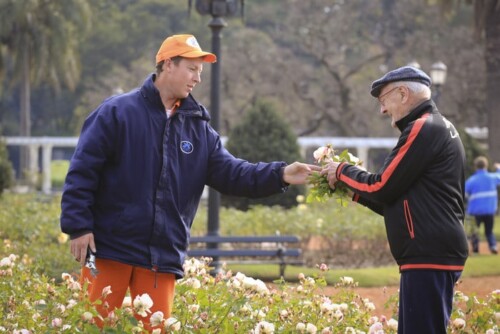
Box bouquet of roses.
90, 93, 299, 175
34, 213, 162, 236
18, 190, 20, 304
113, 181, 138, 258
306, 144, 363, 204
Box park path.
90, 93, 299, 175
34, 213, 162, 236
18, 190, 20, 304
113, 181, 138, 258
332, 275, 500, 312
320, 242, 499, 311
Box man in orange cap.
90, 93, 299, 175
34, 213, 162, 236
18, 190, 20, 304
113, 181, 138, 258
61, 34, 319, 331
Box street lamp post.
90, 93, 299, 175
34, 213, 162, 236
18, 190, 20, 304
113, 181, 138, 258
429, 61, 447, 104
189, 0, 243, 273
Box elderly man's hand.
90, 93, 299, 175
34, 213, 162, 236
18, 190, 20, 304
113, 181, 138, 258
321, 161, 342, 189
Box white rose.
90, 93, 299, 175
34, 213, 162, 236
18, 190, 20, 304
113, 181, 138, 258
340, 276, 354, 285
296, 322, 306, 331
313, 146, 328, 162
387, 318, 398, 330
452, 318, 466, 329
133, 293, 154, 317
254, 321, 275, 334
306, 323, 318, 334
164, 317, 181, 331
150, 311, 164, 327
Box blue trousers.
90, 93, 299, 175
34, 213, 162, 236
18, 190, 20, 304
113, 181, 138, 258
471, 214, 497, 252
398, 270, 462, 334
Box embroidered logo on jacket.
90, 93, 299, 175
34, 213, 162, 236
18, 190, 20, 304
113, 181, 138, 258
443, 117, 459, 138
180, 141, 194, 154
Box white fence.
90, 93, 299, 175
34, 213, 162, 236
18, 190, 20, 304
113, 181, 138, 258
1, 127, 488, 193
2, 136, 400, 194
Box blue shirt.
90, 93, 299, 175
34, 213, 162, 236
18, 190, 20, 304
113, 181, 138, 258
465, 168, 500, 215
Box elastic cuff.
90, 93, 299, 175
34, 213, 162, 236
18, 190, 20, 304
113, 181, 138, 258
335, 162, 347, 180
70, 230, 92, 240
279, 166, 290, 187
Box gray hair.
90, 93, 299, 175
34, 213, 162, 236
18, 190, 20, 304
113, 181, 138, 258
399, 81, 431, 99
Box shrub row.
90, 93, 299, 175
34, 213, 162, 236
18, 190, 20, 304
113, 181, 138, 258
0, 194, 390, 281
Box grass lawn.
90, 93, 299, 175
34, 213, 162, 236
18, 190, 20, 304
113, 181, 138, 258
223, 253, 500, 287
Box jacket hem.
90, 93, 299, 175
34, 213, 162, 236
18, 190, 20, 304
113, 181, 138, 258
399, 263, 465, 271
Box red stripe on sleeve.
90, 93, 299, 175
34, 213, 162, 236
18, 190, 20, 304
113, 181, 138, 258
341, 113, 430, 193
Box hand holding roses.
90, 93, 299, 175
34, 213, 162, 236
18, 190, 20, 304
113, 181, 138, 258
306, 144, 362, 204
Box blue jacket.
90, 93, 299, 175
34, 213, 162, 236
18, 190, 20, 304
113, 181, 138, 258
61, 74, 288, 278
465, 168, 500, 215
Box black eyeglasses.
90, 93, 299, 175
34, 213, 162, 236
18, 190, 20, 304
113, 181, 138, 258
378, 86, 400, 106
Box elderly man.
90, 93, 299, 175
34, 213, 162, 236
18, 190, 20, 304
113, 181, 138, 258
322, 66, 469, 334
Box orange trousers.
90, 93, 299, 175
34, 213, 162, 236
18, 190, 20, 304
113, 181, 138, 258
80, 258, 176, 332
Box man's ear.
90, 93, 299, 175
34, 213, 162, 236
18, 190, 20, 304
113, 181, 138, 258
400, 86, 410, 104
163, 58, 174, 72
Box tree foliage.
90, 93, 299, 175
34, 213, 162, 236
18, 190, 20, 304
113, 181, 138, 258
0, 0, 92, 175
222, 98, 304, 210
0, 0, 494, 158
0, 138, 13, 195
459, 128, 489, 177
432, 0, 500, 162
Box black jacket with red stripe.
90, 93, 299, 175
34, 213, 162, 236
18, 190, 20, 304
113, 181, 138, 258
336, 99, 469, 271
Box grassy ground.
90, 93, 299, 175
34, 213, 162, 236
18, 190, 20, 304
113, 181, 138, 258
223, 253, 500, 287
213, 216, 500, 286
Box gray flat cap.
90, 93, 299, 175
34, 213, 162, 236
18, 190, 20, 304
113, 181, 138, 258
371, 66, 432, 97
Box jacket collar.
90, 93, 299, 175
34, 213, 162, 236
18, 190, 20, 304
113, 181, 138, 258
140, 73, 211, 121
396, 99, 436, 131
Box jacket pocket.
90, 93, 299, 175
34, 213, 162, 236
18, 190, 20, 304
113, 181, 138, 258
403, 199, 415, 239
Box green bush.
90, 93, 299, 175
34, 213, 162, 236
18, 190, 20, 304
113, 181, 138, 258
0, 193, 388, 282
4, 193, 498, 279
222, 98, 304, 210
0, 194, 79, 279
459, 128, 488, 178
51, 160, 70, 189
0, 139, 13, 195
192, 200, 392, 269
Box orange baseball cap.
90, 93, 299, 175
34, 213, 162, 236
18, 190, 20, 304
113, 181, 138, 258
155, 34, 217, 64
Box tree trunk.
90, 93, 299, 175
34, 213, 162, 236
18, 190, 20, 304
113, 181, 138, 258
19, 42, 31, 179
484, 5, 500, 162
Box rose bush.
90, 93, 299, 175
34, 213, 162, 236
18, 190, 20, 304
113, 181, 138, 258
1, 248, 499, 333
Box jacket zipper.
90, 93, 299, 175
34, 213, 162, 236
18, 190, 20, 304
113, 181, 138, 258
403, 200, 415, 239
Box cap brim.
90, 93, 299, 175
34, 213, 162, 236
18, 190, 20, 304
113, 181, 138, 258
370, 85, 385, 98
181, 50, 217, 63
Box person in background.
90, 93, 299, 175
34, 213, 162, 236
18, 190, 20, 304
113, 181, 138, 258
60, 34, 320, 331
465, 156, 500, 254
321, 66, 469, 334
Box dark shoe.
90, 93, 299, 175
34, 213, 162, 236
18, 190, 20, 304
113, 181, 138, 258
491, 249, 498, 255
470, 235, 479, 253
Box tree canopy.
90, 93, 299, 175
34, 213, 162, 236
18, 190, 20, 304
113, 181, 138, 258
0, 0, 494, 159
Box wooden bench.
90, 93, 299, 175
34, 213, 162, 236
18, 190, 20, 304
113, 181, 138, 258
188, 235, 302, 277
